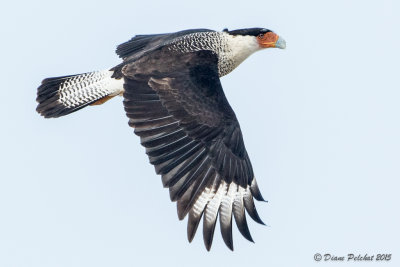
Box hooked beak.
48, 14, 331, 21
275, 36, 286, 49
258, 32, 286, 49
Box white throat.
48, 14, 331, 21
223, 33, 260, 71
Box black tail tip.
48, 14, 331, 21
35, 74, 92, 118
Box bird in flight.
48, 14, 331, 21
36, 28, 286, 251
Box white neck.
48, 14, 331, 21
226, 34, 260, 64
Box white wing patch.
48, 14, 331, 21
187, 177, 263, 250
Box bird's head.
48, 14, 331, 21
224, 28, 286, 49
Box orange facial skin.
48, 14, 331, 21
257, 32, 280, 48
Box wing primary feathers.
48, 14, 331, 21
219, 183, 237, 251
178, 165, 214, 219
203, 181, 227, 251
232, 187, 254, 243
250, 178, 266, 202
203, 211, 219, 251
186, 172, 219, 242
187, 210, 204, 243
243, 188, 266, 225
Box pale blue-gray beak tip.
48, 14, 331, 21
275, 36, 286, 49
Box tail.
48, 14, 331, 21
36, 70, 124, 118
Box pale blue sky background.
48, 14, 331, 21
1, 0, 399, 266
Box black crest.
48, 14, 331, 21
227, 28, 271, 36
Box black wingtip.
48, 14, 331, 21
250, 178, 266, 202
220, 217, 234, 250
243, 231, 254, 243
252, 212, 266, 226
204, 234, 214, 251
204, 232, 215, 251
232, 196, 256, 243
203, 210, 218, 251
221, 234, 234, 251
243, 192, 267, 225
252, 190, 265, 202
187, 211, 203, 243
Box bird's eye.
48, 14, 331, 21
258, 33, 264, 39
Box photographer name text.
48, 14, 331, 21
314, 253, 391, 262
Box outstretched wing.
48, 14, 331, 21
122, 49, 265, 251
